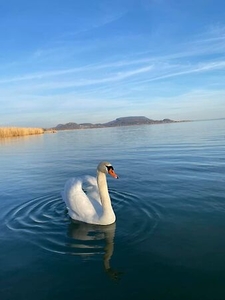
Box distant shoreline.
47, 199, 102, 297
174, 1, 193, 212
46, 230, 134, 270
0, 116, 191, 138
50, 116, 190, 131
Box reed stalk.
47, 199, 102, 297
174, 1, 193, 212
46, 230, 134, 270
0, 127, 44, 138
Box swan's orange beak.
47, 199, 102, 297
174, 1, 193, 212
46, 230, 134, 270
108, 169, 119, 179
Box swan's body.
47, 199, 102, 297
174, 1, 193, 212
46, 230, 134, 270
61, 162, 118, 225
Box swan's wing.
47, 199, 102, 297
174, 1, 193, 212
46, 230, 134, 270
62, 176, 102, 223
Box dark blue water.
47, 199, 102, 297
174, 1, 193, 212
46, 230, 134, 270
0, 120, 225, 300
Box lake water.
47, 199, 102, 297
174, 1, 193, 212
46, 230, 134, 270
0, 120, 225, 300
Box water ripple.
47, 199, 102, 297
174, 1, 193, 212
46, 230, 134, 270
112, 189, 162, 246
3, 190, 162, 255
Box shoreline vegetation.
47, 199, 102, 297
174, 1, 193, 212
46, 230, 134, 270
0, 127, 57, 138
0, 127, 45, 138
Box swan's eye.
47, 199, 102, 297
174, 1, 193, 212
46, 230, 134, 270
106, 166, 114, 172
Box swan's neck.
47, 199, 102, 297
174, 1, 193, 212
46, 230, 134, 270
97, 171, 115, 224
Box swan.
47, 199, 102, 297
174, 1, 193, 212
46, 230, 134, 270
61, 162, 119, 225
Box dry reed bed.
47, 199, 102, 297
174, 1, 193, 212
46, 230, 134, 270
0, 127, 44, 138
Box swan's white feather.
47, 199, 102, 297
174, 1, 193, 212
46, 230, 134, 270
62, 175, 103, 224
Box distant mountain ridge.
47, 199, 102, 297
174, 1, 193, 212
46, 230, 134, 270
52, 116, 183, 131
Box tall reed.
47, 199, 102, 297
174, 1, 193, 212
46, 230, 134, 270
0, 127, 44, 138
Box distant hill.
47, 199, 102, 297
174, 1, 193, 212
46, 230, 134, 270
52, 116, 181, 131
54, 122, 80, 130
103, 116, 175, 127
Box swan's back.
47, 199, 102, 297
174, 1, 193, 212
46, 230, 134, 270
62, 176, 103, 224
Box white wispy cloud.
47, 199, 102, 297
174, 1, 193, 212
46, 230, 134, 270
0, 66, 90, 84
0, 65, 154, 91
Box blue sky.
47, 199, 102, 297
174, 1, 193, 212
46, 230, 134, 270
1, 0, 225, 127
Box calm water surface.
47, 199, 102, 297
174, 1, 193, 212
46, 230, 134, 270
0, 120, 225, 300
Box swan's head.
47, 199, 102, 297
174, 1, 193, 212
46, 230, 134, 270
97, 162, 119, 179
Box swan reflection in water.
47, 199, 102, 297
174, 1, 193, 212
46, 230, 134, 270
67, 221, 122, 281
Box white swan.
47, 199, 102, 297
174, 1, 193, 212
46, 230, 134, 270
61, 162, 119, 225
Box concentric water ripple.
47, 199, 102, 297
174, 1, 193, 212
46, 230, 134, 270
111, 189, 162, 246
4, 190, 162, 256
